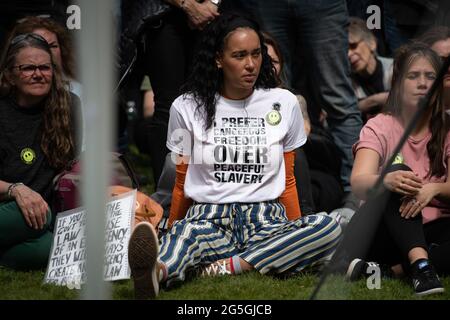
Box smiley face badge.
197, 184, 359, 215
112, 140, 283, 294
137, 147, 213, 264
21, 148, 36, 165
266, 102, 282, 126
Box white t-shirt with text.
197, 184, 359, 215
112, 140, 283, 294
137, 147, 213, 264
167, 88, 306, 204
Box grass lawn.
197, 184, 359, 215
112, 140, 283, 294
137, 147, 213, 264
1, 268, 449, 300
2, 146, 449, 301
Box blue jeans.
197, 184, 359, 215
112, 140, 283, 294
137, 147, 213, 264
253, 0, 362, 192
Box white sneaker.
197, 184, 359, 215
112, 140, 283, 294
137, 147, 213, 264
329, 208, 355, 231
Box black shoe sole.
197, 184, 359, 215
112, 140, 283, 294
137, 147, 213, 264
128, 222, 159, 299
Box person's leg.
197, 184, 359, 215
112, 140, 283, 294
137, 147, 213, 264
424, 218, 450, 275
336, 164, 426, 264
128, 222, 160, 299
0, 201, 53, 270
345, 190, 430, 282
294, 148, 315, 215
129, 203, 240, 299
343, 165, 443, 294
378, 165, 428, 263
362, 193, 425, 277
0, 231, 53, 270
239, 210, 342, 275
383, 0, 410, 55
294, 0, 362, 192
381, 197, 428, 262
257, 0, 295, 87
150, 153, 176, 233
310, 170, 344, 213
158, 205, 239, 286
142, 11, 195, 184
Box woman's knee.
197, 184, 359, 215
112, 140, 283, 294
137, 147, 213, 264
301, 214, 342, 241
0, 231, 53, 270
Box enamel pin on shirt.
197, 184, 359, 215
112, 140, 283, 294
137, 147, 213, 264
266, 102, 282, 126
393, 153, 404, 165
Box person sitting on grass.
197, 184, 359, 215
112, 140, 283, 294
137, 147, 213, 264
127, 13, 342, 300
345, 43, 450, 296
263, 31, 345, 215
7, 16, 85, 150
347, 17, 393, 122
0, 33, 79, 270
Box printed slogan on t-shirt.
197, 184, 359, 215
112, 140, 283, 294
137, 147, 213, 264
213, 117, 268, 184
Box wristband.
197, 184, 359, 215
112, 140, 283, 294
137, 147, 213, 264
7, 182, 24, 198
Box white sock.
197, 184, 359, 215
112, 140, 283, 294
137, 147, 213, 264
231, 256, 243, 274
158, 263, 167, 282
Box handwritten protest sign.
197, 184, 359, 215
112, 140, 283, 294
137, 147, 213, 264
44, 190, 136, 287
104, 191, 136, 281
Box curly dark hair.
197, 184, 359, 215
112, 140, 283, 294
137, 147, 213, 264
182, 13, 279, 130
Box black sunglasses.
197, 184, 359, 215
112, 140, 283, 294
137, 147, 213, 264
348, 39, 363, 50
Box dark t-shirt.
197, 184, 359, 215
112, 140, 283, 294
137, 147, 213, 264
0, 94, 80, 203
353, 58, 386, 97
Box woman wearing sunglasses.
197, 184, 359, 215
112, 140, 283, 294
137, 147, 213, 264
347, 17, 393, 122
0, 33, 79, 270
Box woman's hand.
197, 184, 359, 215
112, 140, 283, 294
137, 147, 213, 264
384, 170, 423, 196
399, 183, 438, 219
184, 0, 220, 30
11, 184, 48, 230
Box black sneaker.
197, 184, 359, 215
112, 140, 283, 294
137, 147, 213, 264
346, 258, 394, 281
128, 222, 159, 299
410, 259, 444, 296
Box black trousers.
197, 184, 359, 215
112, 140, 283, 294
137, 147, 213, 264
134, 10, 196, 184
294, 148, 315, 215
341, 163, 450, 275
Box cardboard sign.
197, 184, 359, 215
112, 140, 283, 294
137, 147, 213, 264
44, 190, 136, 288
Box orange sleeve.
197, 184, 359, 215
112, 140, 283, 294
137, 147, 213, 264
168, 162, 193, 228
279, 151, 302, 220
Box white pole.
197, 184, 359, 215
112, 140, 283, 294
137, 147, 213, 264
77, 0, 116, 300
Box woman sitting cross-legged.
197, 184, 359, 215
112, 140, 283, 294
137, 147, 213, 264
127, 13, 342, 300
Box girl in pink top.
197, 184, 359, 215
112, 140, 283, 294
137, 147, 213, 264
346, 43, 450, 296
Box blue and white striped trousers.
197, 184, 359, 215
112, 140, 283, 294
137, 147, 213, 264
159, 202, 341, 285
